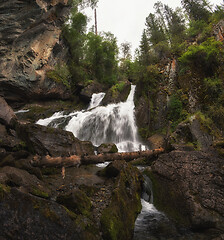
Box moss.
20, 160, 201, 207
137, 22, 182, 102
46, 64, 71, 89
12, 141, 27, 152
0, 184, 10, 200
109, 144, 118, 153
57, 189, 92, 216
31, 187, 49, 199
100, 163, 142, 240
63, 206, 77, 220
33, 199, 61, 224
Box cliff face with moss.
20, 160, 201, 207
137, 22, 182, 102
0, 0, 71, 104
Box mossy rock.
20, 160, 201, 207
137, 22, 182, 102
31, 187, 49, 199
100, 161, 143, 240
57, 188, 92, 216
97, 143, 118, 154
144, 169, 191, 227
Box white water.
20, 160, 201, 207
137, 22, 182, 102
87, 92, 105, 110
37, 85, 147, 152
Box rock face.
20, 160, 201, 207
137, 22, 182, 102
151, 150, 224, 238
0, 0, 71, 103
213, 19, 224, 42
172, 115, 214, 151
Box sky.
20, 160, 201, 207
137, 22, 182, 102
84, 0, 223, 57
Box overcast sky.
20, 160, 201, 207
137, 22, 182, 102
84, 0, 223, 56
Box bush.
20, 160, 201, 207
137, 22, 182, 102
179, 38, 223, 76
168, 94, 183, 123
46, 64, 71, 89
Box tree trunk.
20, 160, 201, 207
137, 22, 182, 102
31, 148, 165, 168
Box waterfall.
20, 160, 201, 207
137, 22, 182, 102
87, 92, 105, 110
36, 85, 147, 152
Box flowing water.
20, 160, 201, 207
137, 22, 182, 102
37, 85, 147, 152
133, 174, 178, 240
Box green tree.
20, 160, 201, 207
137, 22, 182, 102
139, 30, 151, 66
85, 32, 118, 85
181, 0, 211, 22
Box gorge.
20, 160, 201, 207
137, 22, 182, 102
0, 0, 224, 239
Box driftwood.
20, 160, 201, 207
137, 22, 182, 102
31, 148, 165, 168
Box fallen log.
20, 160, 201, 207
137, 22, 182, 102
31, 148, 165, 168
81, 148, 165, 165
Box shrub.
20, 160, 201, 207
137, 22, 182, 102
46, 64, 71, 89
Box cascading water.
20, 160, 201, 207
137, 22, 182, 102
36, 85, 147, 152
133, 174, 176, 240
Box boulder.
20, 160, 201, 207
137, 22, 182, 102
101, 81, 131, 105
0, 187, 84, 240
0, 97, 17, 126
16, 122, 95, 157
57, 189, 92, 215
150, 150, 224, 237
100, 160, 143, 240
97, 143, 118, 154
148, 133, 166, 149
0, 166, 49, 197
79, 81, 106, 104
172, 116, 214, 151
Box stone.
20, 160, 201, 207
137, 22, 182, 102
16, 122, 95, 157
0, 97, 17, 126
0, 166, 49, 196
79, 81, 106, 104
101, 81, 131, 105
0, 0, 71, 103
148, 133, 166, 149
97, 143, 118, 154
57, 189, 92, 215
100, 160, 143, 240
150, 150, 224, 237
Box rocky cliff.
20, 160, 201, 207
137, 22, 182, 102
0, 0, 71, 104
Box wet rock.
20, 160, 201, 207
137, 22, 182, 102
79, 81, 106, 104
150, 150, 224, 237
100, 160, 143, 240
97, 143, 118, 154
16, 123, 95, 157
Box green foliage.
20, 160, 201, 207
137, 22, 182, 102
46, 64, 71, 89
31, 187, 49, 199
85, 32, 118, 85
181, 0, 211, 22
179, 38, 223, 76
203, 77, 222, 100
168, 95, 183, 123
187, 20, 211, 39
